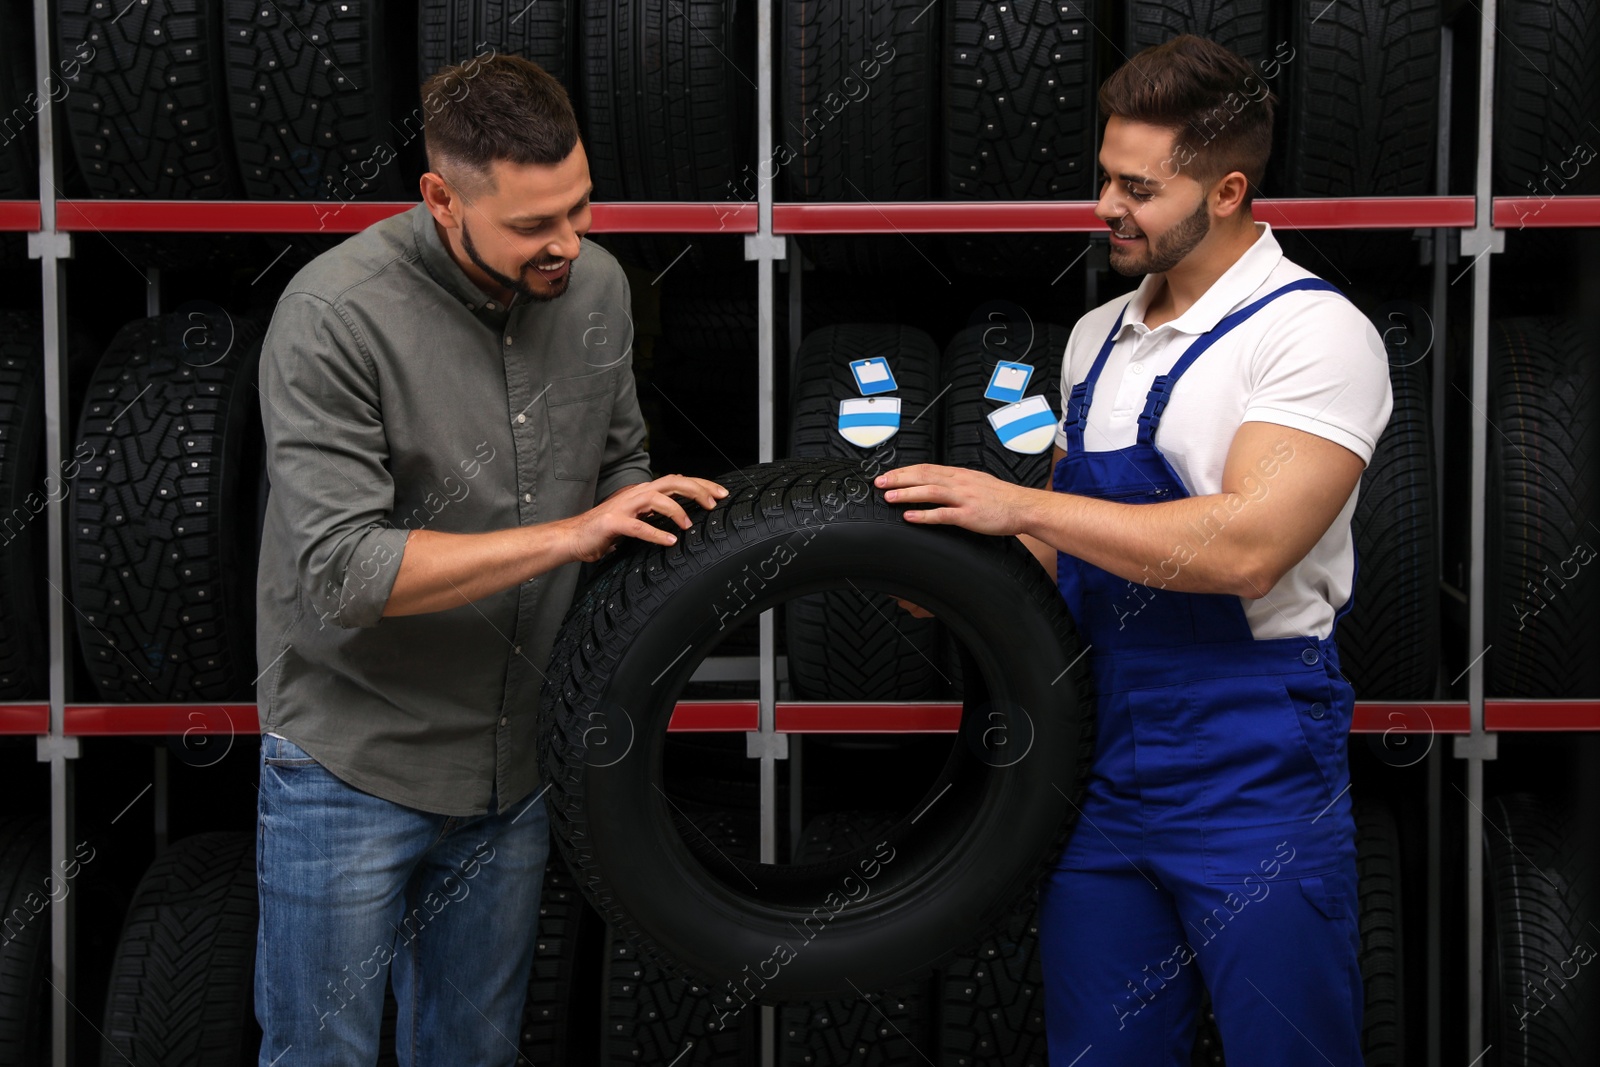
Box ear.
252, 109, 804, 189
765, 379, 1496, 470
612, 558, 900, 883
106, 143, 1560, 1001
1211, 170, 1251, 219
420, 172, 461, 229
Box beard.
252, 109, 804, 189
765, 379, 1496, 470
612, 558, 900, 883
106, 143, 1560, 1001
461, 218, 571, 302
1108, 195, 1211, 277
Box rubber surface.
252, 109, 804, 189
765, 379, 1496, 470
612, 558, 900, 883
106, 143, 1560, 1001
538, 457, 1093, 998
1486, 317, 1600, 698
780, 0, 939, 274
1338, 349, 1438, 699
1281, 0, 1438, 197
60, 0, 239, 198
941, 1, 1095, 273
780, 811, 934, 1066
525, 856, 604, 1063
69, 313, 264, 701
0, 819, 50, 1064
99, 831, 260, 1066
1355, 796, 1405, 1065
224, 0, 409, 200
1483, 793, 1599, 1065
1127, 0, 1274, 56
420, 0, 573, 86
0, 313, 45, 700
598, 806, 757, 1065
787, 325, 943, 702
935, 903, 1046, 1066
0, 2, 38, 198
581, 0, 750, 270
1492, 0, 1600, 196
940, 321, 1070, 490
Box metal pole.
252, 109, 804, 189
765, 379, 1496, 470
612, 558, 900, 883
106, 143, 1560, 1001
1454, 2, 1505, 1060
30, 1, 81, 1064
744, 0, 787, 1060
1426, 24, 1453, 1067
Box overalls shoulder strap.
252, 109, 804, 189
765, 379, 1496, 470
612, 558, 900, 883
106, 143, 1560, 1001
1135, 278, 1345, 446
1062, 304, 1130, 454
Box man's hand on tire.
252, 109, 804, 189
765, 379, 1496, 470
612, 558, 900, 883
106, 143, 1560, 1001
562, 476, 728, 563
876, 464, 1033, 536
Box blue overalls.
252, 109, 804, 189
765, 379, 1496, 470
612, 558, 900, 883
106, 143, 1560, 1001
1038, 280, 1365, 1065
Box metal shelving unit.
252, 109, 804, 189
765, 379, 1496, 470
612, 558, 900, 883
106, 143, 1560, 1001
7, 0, 1600, 1062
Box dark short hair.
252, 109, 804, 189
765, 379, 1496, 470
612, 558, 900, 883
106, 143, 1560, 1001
421, 54, 580, 189
1097, 35, 1275, 205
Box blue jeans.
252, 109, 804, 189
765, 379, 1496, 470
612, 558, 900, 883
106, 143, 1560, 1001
254, 733, 550, 1067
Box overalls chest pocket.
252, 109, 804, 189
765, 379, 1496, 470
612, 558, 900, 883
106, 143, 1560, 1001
545, 370, 617, 483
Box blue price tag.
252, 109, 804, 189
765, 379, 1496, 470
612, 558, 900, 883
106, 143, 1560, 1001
984, 361, 1035, 405
849, 358, 898, 396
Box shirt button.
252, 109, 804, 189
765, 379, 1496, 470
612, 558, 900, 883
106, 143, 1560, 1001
513, 645, 521, 655
485, 301, 496, 310
523, 493, 532, 503
505, 337, 513, 345
1130, 362, 1145, 375
500, 717, 508, 727
1308, 702, 1327, 720
1301, 647, 1320, 665
515, 413, 526, 424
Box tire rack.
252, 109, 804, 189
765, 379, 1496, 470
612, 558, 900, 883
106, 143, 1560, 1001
3, 0, 1600, 1064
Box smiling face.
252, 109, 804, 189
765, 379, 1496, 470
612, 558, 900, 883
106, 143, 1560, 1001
423, 141, 594, 304
1094, 115, 1216, 277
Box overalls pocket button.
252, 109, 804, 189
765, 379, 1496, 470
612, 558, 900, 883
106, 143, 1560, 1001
1308, 702, 1327, 720
1301, 648, 1319, 665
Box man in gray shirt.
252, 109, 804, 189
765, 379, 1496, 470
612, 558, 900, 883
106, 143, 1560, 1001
253, 54, 725, 1065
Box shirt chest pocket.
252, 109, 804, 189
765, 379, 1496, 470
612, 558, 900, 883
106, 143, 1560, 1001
545, 370, 617, 483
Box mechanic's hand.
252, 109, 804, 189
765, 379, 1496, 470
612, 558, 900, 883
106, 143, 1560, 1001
875, 464, 1033, 536
893, 598, 934, 619
562, 475, 728, 563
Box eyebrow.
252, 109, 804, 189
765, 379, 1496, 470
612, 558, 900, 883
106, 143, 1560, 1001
506, 185, 594, 225
1098, 165, 1158, 188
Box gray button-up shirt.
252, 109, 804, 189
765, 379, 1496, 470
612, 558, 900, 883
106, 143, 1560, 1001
256, 204, 652, 816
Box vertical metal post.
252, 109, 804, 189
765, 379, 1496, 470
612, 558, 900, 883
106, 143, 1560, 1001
743, 0, 786, 1061
1454, 3, 1504, 1061
1426, 24, 1453, 1067
30, 2, 81, 1065
786, 239, 804, 862
1431, 27, 1453, 539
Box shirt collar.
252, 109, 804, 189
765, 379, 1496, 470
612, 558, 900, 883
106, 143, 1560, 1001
410, 203, 515, 315
1119, 221, 1283, 337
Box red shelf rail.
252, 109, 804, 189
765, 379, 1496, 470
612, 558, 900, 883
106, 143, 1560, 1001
772, 197, 1476, 233
42, 699, 1518, 737
1492, 195, 1600, 229
0, 704, 50, 735
53, 200, 760, 235
0, 201, 41, 231
15, 195, 1600, 235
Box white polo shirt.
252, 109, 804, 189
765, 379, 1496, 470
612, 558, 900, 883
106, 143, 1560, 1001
1053, 222, 1393, 641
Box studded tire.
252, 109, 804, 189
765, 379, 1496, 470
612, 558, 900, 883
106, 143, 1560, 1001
59, 0, 239, 198
224, 0, 411, 201
68, 313, 264, 702
0, 313, 46, 700
538, 457, 1094, 998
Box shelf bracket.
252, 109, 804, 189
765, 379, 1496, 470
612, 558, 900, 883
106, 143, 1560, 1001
26, 231, 72, 260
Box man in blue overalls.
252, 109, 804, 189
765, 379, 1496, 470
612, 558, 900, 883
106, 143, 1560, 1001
877, 35, 1393, 1065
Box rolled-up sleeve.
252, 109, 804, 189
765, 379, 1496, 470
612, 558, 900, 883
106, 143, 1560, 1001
259, 292, 409, 628
593, 285, 654, 502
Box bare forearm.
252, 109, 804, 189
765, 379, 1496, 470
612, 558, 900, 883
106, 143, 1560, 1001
1018, 489, 1272, 598
383, 522, 576, 617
